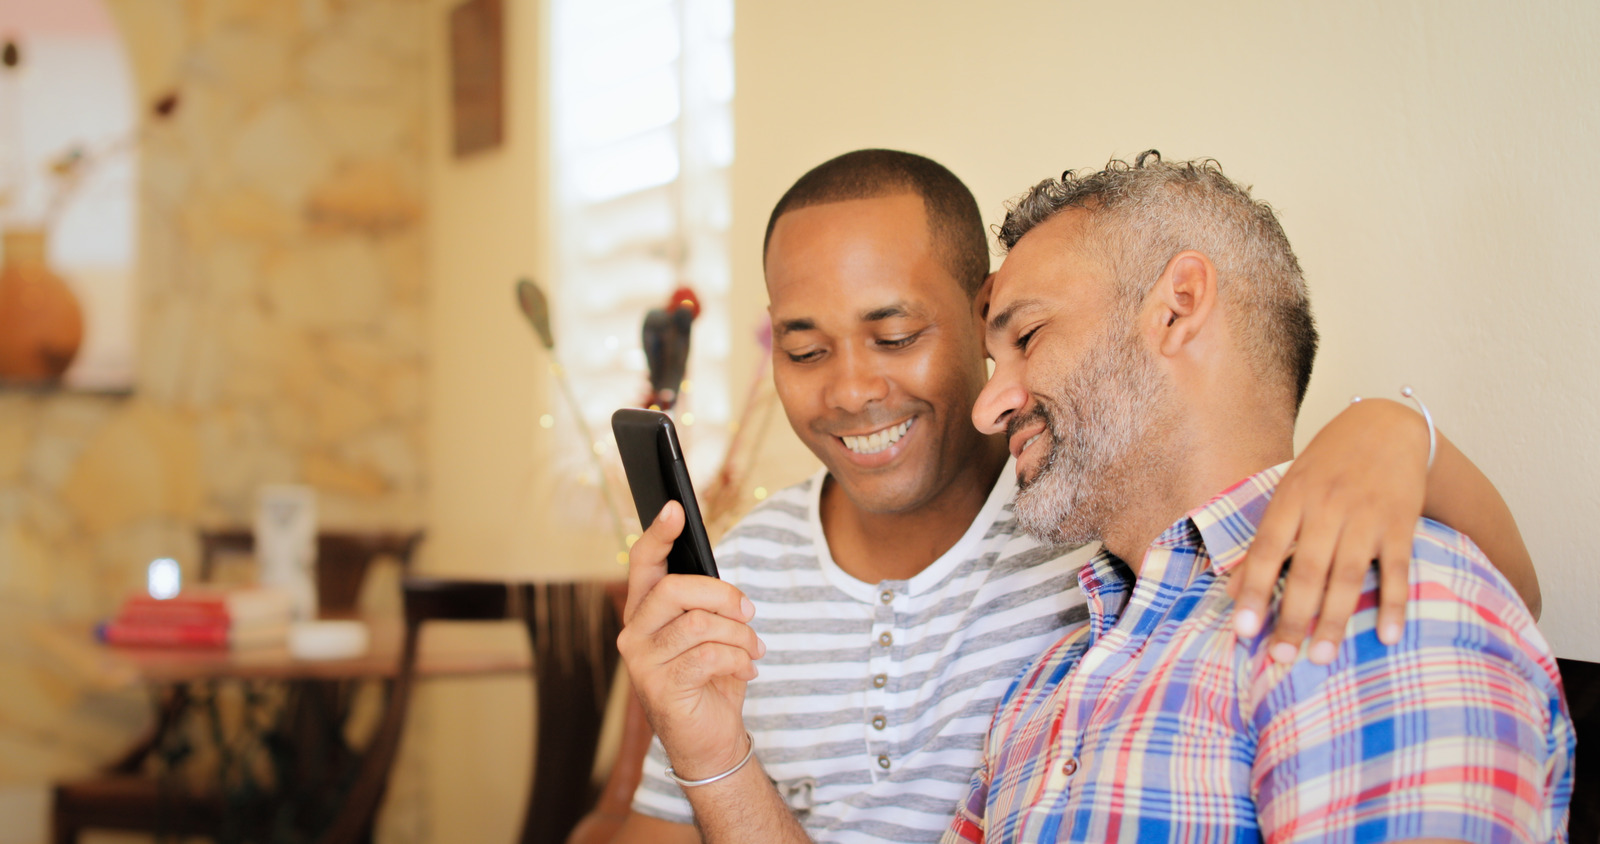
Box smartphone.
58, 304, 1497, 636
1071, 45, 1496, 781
611, 408, 720, 578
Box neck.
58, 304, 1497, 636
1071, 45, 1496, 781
1101, 400, 1295, 573
822, 433, 1008, 582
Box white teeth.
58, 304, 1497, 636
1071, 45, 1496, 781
843, 420, 912, 455
1022, 433, 1042, 454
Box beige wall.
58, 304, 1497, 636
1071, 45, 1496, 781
730, 0, 1600, 661
419, 0, 546, 841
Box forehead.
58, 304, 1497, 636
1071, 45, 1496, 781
765, 194, 961, 316
987, 208, 1110, 327
979, 207, 1120, 342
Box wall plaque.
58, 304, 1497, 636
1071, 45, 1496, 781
450, 0, 504, 157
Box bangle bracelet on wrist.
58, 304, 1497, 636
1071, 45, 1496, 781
1350, 385, 1436, 471
665, 731, 755, 788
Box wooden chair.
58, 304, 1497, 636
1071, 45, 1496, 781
320, 577, 626, 844
565, 688, 654, 844
1559, 658, 1600, 844
50, 529, 424, 844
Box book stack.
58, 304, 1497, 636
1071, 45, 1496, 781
98, 587, 295, 649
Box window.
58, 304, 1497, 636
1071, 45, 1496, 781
0, 0, 137, 389
549, 0, 734, 478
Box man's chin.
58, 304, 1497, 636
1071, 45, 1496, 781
1016, 506, 1096, 548
1014, 472, 1099, 547
824, 465, 934, 516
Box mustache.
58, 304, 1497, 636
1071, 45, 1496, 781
1005, 403, 1054, 444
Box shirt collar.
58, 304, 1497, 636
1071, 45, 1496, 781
1074, 461, 1292, 598
1185, 461, 1291, 576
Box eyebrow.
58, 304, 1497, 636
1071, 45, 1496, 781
773, 302, 920, 338
862, 303, 914, 322
774, 317, 815, 337
986, 298, 1049, 336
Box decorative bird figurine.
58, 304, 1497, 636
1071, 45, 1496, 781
641, 286, 699, 409
514, 277, 555, 349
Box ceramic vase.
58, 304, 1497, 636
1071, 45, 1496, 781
0, 228, 84, 384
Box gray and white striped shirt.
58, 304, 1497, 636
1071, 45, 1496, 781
633, 459, 1097, 842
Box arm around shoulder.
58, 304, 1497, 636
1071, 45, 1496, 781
1422, 429, 1540, 617
1250, 548, 1572, 843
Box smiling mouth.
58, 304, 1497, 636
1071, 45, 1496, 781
1006, 408, 1050, 461
840, 419, 913, 455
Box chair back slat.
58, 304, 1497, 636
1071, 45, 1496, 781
403, 578, 513, 624
525, 582, 621, 843
319, 577, 624, 844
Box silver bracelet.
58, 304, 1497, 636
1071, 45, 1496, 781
665, 731, 755, 788
1350, 385, 1436, 471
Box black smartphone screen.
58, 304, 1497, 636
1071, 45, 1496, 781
611, 408, 720, 578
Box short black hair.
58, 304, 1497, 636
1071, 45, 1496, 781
762, 149, 990, 297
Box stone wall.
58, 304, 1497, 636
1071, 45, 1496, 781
0, 0, 428, 838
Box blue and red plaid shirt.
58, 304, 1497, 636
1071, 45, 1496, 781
945, 463, 1572, 844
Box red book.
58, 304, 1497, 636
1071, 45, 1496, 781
117, 587, 294, 627
97, 618, 290, 649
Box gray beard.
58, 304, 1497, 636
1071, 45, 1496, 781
1012, 322, 1170, 548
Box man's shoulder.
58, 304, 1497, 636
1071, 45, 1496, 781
1252, 517, 1559, 703
712, 475, 819, 576
1245, 519, 1572, 844
721, 474, 815, 531
1406, 517, 1539, 629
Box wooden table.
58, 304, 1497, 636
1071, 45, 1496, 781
30, 617, 533, 688
39, 615, 537, 843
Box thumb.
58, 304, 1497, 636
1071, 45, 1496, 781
625, 501, 684, 619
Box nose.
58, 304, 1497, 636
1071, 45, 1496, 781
972, 363, 1027, 436
824, 345, 890, 413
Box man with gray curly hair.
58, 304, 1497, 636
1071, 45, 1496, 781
949, 152, 1572, 843
996, 150, 1317, 415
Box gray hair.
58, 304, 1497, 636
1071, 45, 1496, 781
997, 151, 1318, 410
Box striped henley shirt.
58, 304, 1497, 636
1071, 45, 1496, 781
632, 459, 1098, 842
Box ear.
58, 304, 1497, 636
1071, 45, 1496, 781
973, 272, 996, 322
1149, 250, 1218, 358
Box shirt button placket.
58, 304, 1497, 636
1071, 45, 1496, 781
869, 582, 902, 780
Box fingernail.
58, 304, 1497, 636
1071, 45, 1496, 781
1309, 640, 1337, 665
1234, 608, 1261, 637
1379, 622, 1402, 645
756, 638, 767, 658
1270, 642, 1299, 664
740, 597, 755, 620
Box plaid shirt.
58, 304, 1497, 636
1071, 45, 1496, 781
946, 463, 1573, 844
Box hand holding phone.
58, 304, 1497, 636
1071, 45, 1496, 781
611, 408, 719, 578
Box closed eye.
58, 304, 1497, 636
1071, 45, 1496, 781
1015, 326, 1041, 352
877, 332, 921, 350
785, 348, 824, 363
